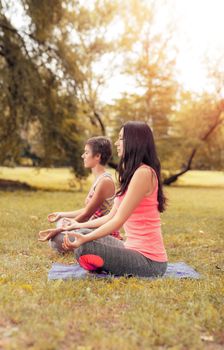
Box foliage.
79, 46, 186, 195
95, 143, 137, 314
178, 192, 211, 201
110, 0, 178, 162
169, 90, 224, 171
0, 0, 224, 178
0, 0, 120, 175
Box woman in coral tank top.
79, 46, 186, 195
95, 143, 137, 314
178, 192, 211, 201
61, 121, 168, 277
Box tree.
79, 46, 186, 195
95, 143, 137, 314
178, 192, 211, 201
108, 0, 178, 165
1, 0, 223, 185
0, 0, 120, 177
0, 0, 85, 174
163, 89, 224, 185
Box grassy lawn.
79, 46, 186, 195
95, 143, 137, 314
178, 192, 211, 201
0, 167, 224, 191
175, 170, 224, 188
0, 167, 88, 191
0, 185, 224, 349
0, 167, 108, 191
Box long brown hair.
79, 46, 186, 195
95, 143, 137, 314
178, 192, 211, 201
116, 121, 166, 212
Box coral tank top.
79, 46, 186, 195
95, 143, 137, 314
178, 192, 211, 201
114, 165, 168, 262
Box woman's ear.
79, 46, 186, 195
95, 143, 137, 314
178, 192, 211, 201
95, 153, 101, 162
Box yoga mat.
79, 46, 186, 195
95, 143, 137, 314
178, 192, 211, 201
48, 262, 201, 280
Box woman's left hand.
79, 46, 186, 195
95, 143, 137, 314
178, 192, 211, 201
38, 228, 62, 242
62, 231, 86, 250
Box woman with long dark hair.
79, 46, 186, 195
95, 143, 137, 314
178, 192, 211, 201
49, 121, 168, 277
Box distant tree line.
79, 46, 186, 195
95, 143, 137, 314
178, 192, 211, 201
0, 0, 223, 183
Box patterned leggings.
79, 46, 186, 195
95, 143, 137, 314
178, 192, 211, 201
50, 228, 167, 278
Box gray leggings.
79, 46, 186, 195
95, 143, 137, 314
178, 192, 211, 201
50, 228, 167, 278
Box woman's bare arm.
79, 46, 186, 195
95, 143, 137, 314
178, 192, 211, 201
74, 177, 115, 222
62, 203, 117, 230
63, 168, 154, 248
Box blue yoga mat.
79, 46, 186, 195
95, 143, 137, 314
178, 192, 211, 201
48, 262, 201, 280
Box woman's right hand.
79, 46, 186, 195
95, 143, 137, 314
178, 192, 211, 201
61, 218, 74, 226
62, 232, 86, 250
47, 212, 62, 223
61, 220, 81, 231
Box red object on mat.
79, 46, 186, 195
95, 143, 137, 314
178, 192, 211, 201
78, 254, 104, 271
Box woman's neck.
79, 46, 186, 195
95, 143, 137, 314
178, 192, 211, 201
91, 165, 106, 178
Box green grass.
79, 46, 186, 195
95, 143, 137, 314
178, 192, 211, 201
176, 170, 224, 188
1, 167, 224, 191
0, 166, 116, 191
0, 167, 87, 191
0, 187, 224, 349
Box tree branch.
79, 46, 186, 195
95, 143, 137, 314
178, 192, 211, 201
164, 103, 224, 185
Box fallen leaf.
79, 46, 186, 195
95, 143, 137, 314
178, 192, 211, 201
201, 335, 214, 342
30, 215, 39, 220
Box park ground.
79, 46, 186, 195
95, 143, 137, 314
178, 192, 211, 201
0, 169, 224, 350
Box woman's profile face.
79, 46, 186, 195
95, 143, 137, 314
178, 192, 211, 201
81, 144, 100, 168
115, 128, 124, 158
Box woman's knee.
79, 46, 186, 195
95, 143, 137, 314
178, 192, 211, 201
50, 232, 77, 253
75, 241, 97, 260
49, 233, 65, 253
77, 228, 93, 235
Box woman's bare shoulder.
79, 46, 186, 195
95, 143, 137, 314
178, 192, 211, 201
134, 166, 153, 178
95, 175, 115, 192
